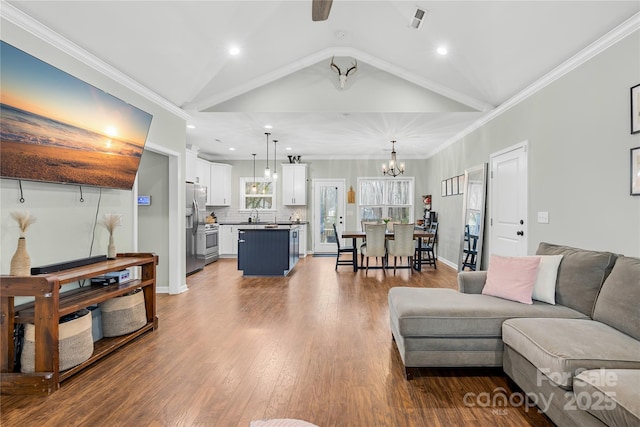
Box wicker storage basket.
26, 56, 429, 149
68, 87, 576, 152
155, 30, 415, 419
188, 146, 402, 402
21, 309, 93, 373
99, 288, 147, 337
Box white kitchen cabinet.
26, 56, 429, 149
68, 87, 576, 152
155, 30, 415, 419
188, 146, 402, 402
281, 164, 307, 205
219, 225, 239, 256
209, 162, 232, 206
186, 150, 198, 183
195, 157, 210, 191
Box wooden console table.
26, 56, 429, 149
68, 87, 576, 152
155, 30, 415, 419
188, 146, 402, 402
0, 253, 158, 395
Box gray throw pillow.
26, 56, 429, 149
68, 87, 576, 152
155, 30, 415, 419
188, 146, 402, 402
536, 242, 617, 316
592, 256, 640, 340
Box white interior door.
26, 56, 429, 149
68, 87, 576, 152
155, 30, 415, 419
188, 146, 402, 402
312, 179, 345, 254
490, 142, 528, 257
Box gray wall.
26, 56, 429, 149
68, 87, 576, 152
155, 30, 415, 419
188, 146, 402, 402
137, 150, 170, 289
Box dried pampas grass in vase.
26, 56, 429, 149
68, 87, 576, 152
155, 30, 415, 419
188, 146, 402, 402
101, 213, 122, 259
10, 211, 37, 276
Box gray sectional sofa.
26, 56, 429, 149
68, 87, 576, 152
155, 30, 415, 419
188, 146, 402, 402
388, 243, 640, 427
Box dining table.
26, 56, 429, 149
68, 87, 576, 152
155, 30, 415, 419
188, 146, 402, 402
341, 229, 435, 272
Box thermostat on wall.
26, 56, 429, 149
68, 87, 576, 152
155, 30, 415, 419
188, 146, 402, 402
137, 195, 151, 206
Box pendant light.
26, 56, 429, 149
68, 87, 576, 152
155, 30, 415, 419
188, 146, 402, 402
272, 139, 278, 180
264, 132, 271, 178
382, 140, 405, 177
251, 153, 257, 194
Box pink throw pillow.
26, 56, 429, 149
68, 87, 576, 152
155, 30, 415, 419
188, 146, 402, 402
482, 255, 541, 304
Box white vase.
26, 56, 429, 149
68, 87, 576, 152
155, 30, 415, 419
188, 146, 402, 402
107, 234, 116, 259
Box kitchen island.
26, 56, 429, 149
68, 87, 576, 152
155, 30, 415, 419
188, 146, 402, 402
237, 225, 300, 276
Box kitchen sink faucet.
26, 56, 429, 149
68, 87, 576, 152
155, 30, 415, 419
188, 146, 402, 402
251, 208, 259, 223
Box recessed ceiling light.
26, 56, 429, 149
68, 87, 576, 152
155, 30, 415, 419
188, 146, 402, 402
264, 124, 273, 129
334, 30, 347, 39
437, 46, 448, 55
285, 147, 292, 151
228, 147, 235, 151
229, 46, 240, 56
187, 124, 195, 129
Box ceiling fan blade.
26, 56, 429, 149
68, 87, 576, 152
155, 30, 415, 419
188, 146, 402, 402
312, 0, 333, 21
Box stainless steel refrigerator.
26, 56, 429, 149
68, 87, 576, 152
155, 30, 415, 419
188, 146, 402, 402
186, 182, 207, 275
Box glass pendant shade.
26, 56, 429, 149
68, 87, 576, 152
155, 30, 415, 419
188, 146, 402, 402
264, 132, 271, 178
251, 153, 257, 194
272, 139, 278, 180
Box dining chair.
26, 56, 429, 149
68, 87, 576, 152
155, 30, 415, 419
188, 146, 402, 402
415, 222, 438, 269
387, 223, 415, 274
462, 224, 478, 271
359, 220, 379, 254
360, 223, 387, 273
332, 223, 355, 270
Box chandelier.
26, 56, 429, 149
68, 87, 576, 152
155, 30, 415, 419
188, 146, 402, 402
382, 140, 405, 177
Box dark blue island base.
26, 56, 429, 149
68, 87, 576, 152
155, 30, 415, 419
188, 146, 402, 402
237, 226, 300, 276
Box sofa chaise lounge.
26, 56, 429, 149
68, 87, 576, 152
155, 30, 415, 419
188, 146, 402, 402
388, 243, 640, 427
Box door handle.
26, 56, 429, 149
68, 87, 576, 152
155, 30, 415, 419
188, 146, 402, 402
517, 231, 524, 236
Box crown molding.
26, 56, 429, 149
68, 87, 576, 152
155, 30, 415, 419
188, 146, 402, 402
429, 11, 640, 158
0, 1, 190, 121
187, 46, 493, 113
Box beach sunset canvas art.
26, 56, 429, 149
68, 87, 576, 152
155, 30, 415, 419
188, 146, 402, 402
0, 41, 152, 190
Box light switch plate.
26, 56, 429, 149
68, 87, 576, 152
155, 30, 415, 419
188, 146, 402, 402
537, 211, 549, 224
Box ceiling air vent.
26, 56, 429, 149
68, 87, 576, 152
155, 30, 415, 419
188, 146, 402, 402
409, 7, 427, 30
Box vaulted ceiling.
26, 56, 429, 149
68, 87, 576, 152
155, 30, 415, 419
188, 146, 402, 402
5, 1, 640, 160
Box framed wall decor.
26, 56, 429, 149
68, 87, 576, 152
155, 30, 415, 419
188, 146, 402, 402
441, 180, 447, 197
631, 147, 640, 196
632, 84, 640, 134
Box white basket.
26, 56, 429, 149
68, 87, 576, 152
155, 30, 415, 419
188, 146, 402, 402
99, 288, 147, 337
21, 309, 93, 373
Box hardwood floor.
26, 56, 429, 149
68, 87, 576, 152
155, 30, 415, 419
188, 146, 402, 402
1, 257, 553, 426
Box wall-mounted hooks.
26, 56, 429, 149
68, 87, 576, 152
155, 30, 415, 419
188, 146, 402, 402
79, 185, 85, 202
18, 180, 25, 203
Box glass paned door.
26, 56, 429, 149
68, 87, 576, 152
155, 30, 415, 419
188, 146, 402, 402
313, 179, 345, 254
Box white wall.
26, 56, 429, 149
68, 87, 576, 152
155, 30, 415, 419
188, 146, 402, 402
206, 59, 477, 113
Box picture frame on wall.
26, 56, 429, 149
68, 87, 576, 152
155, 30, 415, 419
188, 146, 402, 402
458, 175, 465, 194
446, 178, 453, 196
452, 176, 459, 195
632, 84, 640, 134
441, 180, 447, 197
631, 147, 640, 196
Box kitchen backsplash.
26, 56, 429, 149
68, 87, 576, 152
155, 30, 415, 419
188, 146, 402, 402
206, 206, 307, 223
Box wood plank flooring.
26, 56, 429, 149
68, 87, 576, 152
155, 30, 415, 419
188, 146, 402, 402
1, 257, 553, 426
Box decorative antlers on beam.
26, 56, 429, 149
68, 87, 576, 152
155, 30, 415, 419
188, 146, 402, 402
330, 56, 358, 89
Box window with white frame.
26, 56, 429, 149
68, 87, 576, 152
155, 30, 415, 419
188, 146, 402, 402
358, 177, 414, 226
240, 177, 276, 210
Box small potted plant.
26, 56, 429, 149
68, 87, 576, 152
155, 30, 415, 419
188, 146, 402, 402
382, 216, 392, 231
